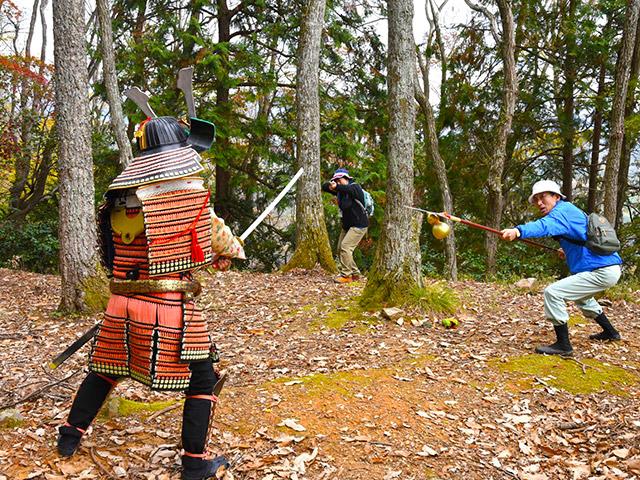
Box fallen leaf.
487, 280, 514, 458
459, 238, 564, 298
417, 445, 438, 456
292, 447, 318, 474
279, 418, 306, 432
613, 448, 629, 459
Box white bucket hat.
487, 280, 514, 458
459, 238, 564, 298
528, 180, 566, 204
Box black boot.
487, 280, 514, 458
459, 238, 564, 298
58, 372, 116, 458
57, 424, 84, 457
535, 323, 574, 356
182, 454, 229, 480
182, 359, 227, 480
589, 312, 621, 341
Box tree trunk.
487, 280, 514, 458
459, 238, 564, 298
213, 0, 233, 219
588, 59, 607, 213
40, 0, 50, 62
616, 15, 640, 228
603, 0, 640, 222
560, 0, 576, 201
96, 0, 133, 169
361, 0, 423, 308
414, 68, 458, 281
53, 0, 108, 312
8, 0, 50, 226
282, 0, 335, 273
484, 0, 517, 276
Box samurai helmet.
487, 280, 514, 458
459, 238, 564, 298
135, 116, 189, 154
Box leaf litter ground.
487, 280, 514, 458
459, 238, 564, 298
1, 267, 640, 479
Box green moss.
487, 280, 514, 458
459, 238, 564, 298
79, 265, 110, 313
494, 355, 637, 395
272, 370, 381, 397
0, 410, 25, 429
97, 395, 179, 420
567, 314, 589, 326
281, 227, 336, 274
402, 355, 437, 366
1, 418, 24, 428
359, 254, 424, 309
313, 301, 381, 330
408, 282, 459, 315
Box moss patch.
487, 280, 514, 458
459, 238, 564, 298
97, 395, 179, 420
0, 409, 25, 429
567, 314, 589, 326
314, 301, 381, 330
272, 370, 379, 398
79, 266, 110, 313
494, 355, 637, 395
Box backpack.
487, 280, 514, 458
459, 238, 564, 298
558, 212, 620, 256
355, 189, 374, 217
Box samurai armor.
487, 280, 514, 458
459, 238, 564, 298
108, 147, 204, 190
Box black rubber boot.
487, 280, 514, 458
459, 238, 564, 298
58, 372, 116, 457
182, 359, 225, 480
182, 454, 229, 480
589, 312, 621, 341
57, 425, 83, 457
535, 323, 574, 356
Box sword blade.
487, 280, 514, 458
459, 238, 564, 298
239, 167, 304, 242
49, 323, 100, 370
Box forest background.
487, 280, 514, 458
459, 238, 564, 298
1, 0, 639, 292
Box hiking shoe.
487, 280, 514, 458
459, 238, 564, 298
182, 455, 229, 480
334, 276, 352, 284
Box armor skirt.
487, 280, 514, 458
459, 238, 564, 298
89, 291, 214, 391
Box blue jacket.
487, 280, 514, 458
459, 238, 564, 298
517, 200, 622, 274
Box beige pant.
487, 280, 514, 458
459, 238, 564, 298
336, 227, 367, 277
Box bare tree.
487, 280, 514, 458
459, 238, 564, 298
282, 0, 335, 273
587, 52, 608, 213
96, 0, 133, 168
53, 0, 108, 312
603, 0, 640, 223
465, 0, 517, 276
361, 0, 423, 307
616, 16, 640, 227
7, 0, 56, 225
558, 0, 576, 201
414, 0, 458, 281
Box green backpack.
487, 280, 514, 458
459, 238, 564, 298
560, 213, 620, 256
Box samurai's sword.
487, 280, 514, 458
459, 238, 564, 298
49, 324, 100, 370
49, 168, 304, 369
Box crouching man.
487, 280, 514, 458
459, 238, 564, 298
501, 180, 622, 356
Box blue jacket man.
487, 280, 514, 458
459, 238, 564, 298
502, 180, 622, 356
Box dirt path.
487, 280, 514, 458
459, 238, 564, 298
1, 267, 639, 479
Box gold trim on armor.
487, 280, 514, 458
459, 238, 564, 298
109, 278, 202, 297
110, 206, 145, 244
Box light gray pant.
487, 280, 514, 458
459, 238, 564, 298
336, 227, 367, 277
543, 265, 621, 325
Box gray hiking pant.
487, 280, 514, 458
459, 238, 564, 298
544, 265, 621, 325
